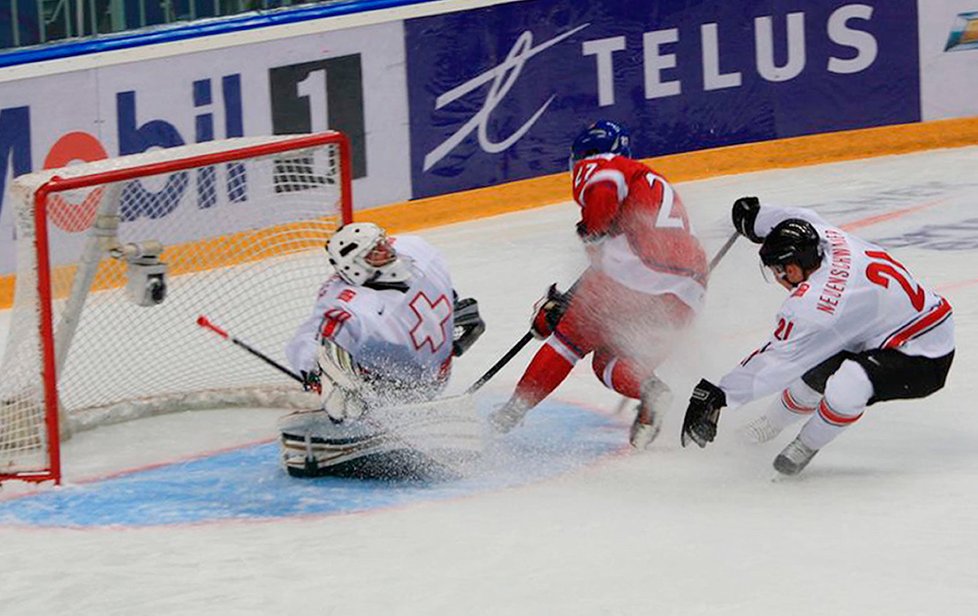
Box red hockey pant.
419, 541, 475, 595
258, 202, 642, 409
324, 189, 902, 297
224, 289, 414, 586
513, 271, 694, 408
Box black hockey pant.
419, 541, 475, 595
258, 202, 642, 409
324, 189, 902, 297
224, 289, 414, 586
801, 348, 954, 406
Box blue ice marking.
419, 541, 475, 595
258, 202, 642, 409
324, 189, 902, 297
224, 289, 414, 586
0, 399, 624, 527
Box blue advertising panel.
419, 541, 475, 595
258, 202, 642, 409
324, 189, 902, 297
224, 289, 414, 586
405, 0, 919, 199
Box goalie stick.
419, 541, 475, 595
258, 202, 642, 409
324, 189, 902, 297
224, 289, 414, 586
196, 315, 304, 385
196, 315, 482, 477
196, 315, 473, 423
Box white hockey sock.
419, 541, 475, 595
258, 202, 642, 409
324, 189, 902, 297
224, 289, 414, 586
741, 382, 817, 443
766, 388, 816, 430
797, 409, 850, 451
798, 359, 872, 451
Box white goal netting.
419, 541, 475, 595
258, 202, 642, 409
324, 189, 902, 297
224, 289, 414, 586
0, 133, 351, 483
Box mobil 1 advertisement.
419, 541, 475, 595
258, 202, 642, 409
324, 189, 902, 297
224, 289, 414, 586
0, 21, 411, 276
405, 0, 921, 199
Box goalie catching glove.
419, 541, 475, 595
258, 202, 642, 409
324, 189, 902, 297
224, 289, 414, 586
452, 295, 486, 357
530, 284, 571, 339
317, 339, 367, 423
681, 379, 726, 448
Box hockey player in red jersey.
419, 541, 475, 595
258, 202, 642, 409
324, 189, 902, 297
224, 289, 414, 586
681, 197, 955, 475
489, 120, 709, 448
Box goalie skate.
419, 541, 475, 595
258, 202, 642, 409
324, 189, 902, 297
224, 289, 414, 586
279, 395, 485, 480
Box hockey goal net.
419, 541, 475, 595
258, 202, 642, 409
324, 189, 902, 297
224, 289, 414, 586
0, 132, 352, 484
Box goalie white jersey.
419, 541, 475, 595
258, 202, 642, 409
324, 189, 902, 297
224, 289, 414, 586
285, 235, 455, 392
719, 206, 954, 408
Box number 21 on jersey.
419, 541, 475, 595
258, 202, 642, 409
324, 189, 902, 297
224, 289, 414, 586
864, 250, 925, 312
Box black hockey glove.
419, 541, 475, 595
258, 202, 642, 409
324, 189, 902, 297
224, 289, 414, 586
299, 370, 322, 395
681, 379, 727, 448
731, 196, 765, 244
453, 296, 486, 357
530, 284, 571, 339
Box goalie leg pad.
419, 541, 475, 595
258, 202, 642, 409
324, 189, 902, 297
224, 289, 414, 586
278, 396, 484, 479
321, 384, 367, 422
317, 340, 368, 422
318, 340, 361, 391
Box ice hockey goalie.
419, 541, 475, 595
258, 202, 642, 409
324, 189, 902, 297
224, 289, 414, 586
279, 223, 486, 479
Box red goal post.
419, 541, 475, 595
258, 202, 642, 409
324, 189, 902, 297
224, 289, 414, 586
0, 132, 353, 485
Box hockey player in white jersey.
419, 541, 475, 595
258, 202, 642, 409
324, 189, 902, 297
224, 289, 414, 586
681, 197, 955, 475
280, 222, 485, 477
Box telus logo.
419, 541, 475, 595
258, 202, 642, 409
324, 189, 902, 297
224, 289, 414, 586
423, 25, 589, 172
585, 4, 878, 104
424, 4, 880, 170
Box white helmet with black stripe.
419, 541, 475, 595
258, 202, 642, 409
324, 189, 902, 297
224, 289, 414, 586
325, 223, 411, 286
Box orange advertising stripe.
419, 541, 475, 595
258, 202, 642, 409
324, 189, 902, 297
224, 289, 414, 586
357, 117, 978, 233
0, 217, 340, 308
3, 117, 978, 309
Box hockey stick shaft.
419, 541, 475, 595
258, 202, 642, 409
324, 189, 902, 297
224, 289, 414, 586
465, 331, 534, 394
708, 231, 739, 272
196, 315, 304, 384
465, 278, 583, 395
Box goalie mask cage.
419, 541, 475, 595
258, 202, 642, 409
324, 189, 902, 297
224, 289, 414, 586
0, 132, 352, 485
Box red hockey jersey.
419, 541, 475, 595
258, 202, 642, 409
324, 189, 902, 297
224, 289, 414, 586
571, 154, 708, 311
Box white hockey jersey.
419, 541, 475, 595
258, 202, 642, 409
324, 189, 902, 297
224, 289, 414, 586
719, 206, 954, 409
285, 235, 455, 391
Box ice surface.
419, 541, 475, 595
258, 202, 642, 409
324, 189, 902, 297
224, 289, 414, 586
1, 148, 976, 615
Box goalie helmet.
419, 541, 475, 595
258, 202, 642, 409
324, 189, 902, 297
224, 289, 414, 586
326, 223, 411, 285
570, 120, 632, 164
759, 218, 823, 271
